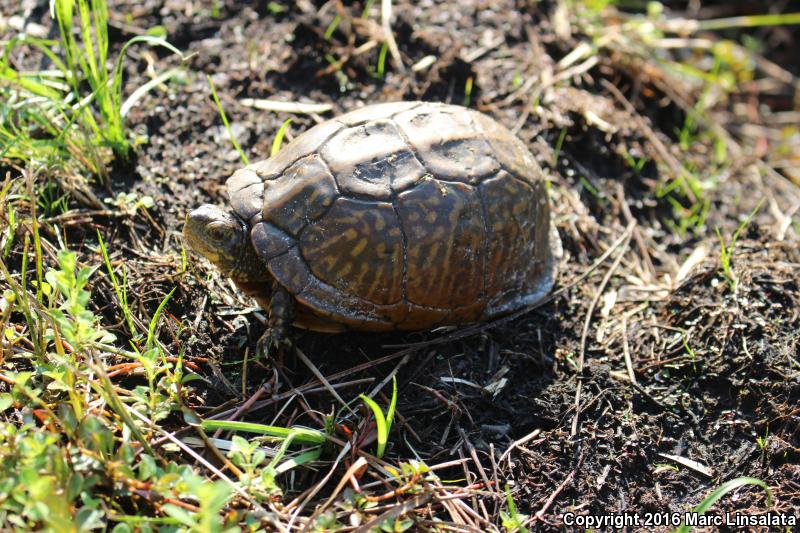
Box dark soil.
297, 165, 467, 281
3, 0, 799, 530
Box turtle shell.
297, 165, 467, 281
228, 101, 560, 331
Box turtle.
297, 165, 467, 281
184, 101, 561, 340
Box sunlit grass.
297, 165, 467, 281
207, 74, 249, 165
568, 1, 793, 235
0, 0, 183, 187
271, 118, 293, 157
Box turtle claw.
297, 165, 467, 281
256, 328, 292, 359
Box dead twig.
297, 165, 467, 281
355, 494, 432, 533
571, 222, 635, 438
622, 315, 637, 385
295, 346, 358, 417
526, 451, 584, 527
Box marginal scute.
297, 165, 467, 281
320, 119, 425, 199
227, 168, 262, 221
292, 307, 348, 333
479, 171, 550, 315
250, 120, 343, 180
396, 178, 486, 308
251, 222, 295, 261
262, 155, 338, 236
337, 101, 421, 126
228, 167, 260, 193
296, 278, 391, 328
268, 248, 311, 294
398, 304, 450, 330
393, 105, 500, 183
470, 110, 541, 184
372, 302, 409, 327
299, 198, 403, 306
443, 300, 487, 325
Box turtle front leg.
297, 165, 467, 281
257, 284, 294, 357
268, 284, 294, 343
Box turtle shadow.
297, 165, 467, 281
271, 299, 563, 450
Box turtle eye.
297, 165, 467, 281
207, 223, 232, 244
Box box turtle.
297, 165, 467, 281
184, 101, 561, 338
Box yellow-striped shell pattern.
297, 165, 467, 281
227, 101, 560, 331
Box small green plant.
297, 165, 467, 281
622, 151, 649, 174
716, 198, 765, 291
97, 232, 138, 340
160, 477, 234, 532
680, 329, 698, 371
227, 435, 284, 500
267, 2, 287, 15
377, 516, 414, 532
358, 376, 398, 458
37, 181, 71, 217
0, 420, 104, 531
500, 484, 530, 533
756, 427, 769, 465
659, 186, 711, 237
130, 288, 178, 424
323, 54, 351, 92
104, 191, 155, 216
45, 249, 117, 353
579, 175, 603, 200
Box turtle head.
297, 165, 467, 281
184, 205, 266, 282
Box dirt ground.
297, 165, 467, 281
2, 0, 800, 530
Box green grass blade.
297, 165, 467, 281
1, 35, 66, 73
275, 447, 322, 474
146, 287, 175, 351
0, 65, 64, 100
270, 118, 293, 156
361, 0, 376, 18
97, 232, 136, 337
92, 0, 110, 70
385, 376, 397, 435
323, 13, 341, 40
112, 35, 184, 116
671, 477, 773, 533
121, 68, 182, 117
200, 419, 326, 445
697, 12, 800, 31
376, 41, 389, 78
730, 198, 766, 249
359, 394, 388, 458
77, 0, 101, 83
207, 75, 249, 165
